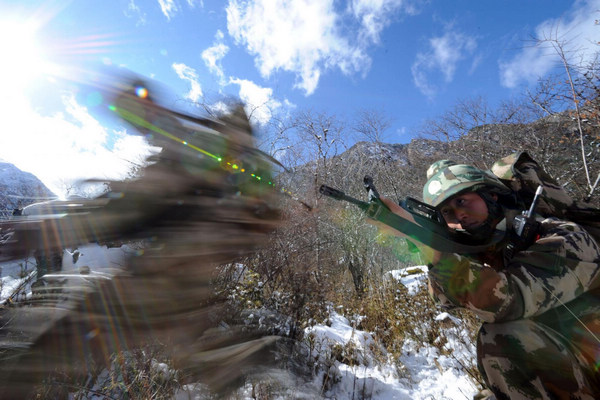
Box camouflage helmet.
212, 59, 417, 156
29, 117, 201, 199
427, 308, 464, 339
426, 160, 457, 179
423, 164, 511, 207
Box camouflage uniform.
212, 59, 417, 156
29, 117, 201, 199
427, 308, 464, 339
423, 160, 600, 399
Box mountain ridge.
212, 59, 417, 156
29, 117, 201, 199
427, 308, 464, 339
0, 162, 55, 218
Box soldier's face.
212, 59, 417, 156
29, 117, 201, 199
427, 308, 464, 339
439, 192, 495, 231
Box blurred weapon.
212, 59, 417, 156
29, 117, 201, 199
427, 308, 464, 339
0, 70, 288, 398
320, 175, 505, 253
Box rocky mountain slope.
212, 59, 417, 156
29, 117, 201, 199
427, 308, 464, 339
0, 162, 55, 218
286, 110, 600, 204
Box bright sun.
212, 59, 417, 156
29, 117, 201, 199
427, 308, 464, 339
0, 20, 49, 91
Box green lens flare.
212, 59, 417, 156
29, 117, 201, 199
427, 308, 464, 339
108, 104, 304, 200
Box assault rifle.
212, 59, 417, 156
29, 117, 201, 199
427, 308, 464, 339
319, 176, 505, 253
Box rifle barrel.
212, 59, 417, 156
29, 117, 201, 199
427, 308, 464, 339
319, 185, 368, 209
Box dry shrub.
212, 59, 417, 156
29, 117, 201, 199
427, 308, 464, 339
338, 271, 484, 387
32, 343, 182, 400
215, 199, 339, 336
339, 275, 436, 359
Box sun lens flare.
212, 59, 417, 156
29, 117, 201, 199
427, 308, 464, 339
135, 86, 148, 99
0, 20, 47, 91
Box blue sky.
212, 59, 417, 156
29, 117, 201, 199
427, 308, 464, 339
0, 0, 598, 197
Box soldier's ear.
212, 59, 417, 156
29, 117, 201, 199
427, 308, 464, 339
491, 193, 498, 201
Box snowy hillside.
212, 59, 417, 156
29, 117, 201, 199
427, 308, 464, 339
0, 162, 55, 218
301, 304, 479, 399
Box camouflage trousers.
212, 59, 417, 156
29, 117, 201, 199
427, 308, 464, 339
477, 319, 599, 399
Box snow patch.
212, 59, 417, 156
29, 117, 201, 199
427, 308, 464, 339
305, 309, 479, 399
387, 265, 428, 295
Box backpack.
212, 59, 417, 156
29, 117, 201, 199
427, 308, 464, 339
491, 151, 600, 242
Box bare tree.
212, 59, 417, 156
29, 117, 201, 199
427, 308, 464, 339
291, 109, 347, 197
527, 24, 600, 200
352, 109, 392, 144
417, 95, 539, 169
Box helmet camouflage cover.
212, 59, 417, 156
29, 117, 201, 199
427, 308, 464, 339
423, 164, 511, 207
426, 159, 457, 179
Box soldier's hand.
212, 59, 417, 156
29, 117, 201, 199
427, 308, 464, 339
365, 196, 408, 237
366, 196, 443, 264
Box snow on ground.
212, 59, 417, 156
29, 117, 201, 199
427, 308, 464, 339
387, 265, 428, 295
289, 266, 479, 399
1, 252, 480, 399
0, 257, 36, 303
305, 309, 479, 399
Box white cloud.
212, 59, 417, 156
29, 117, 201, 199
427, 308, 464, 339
125, 0, 147, 26
349, 0, 418, 44
411, 29, 477, 98
202, 30, 229, 84
172, 62, 203, 102
157, 0, 178, 20
227, 0, 408, 95
229, 78, 282, 125
206, 101, 230, 116
156, 0, 202, 20
499, 0, 600, 88
0, 92, 153, 198
187, 0, 203, 8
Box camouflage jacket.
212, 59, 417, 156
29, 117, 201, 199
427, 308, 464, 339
428, 215, 600, 324
429, 151, 600, 326
424, 151, 600, 372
